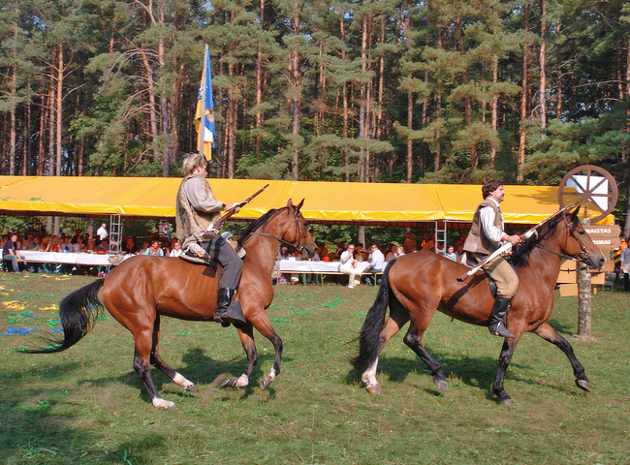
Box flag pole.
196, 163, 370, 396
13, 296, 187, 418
199, 44, 208, 158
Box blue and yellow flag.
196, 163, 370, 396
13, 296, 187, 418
196, 46, 216, 161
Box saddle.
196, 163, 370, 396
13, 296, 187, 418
178, 231, 245, 267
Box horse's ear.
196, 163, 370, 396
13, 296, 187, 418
295, 198, 305, 212
570, 205, 581, 221
287, 198, 294, 208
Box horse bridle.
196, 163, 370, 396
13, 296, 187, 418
534, 214, 590, 262
256, 207, 306, 253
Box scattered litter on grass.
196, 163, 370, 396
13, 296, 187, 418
353, 311, 368, 316
178, 331, 192, 336
1, 327, 38, 336
2, 301, 28, 311
323, 298, 343, 308
290, 309, 308, 316
6, 311, 36, 324
46, 319, 62, 328
38, 305, 59, 311
272, 317, 292, 323
50, 329, 63, 333
268, 304, 280, 309
123, 449, 134, 465
281, 298, 295, 302
12, 390, 68, 412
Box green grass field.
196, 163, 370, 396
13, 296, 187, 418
1, 272, 629, 464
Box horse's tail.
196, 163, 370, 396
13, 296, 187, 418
350, 259, 396, 372
25, 279, 105, 354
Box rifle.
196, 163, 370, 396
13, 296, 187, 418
204, 183, 270, 236
456, 201, 576, 282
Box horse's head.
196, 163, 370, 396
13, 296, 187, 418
281, 199, 317, 259
559, 207, 606, 270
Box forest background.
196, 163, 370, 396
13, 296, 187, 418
1, 0, 630, 232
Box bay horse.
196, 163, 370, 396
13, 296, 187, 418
29, 199, 317, 410
351, 208, 606, 405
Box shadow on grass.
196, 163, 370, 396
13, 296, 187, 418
345, 343, 579, 402
75, 346, 289, 404
0, 363, 139, 464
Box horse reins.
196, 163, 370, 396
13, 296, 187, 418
255, 208, 305, 252
533, 214, 589, 262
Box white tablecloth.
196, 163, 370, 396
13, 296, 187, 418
276, 259, 385, 274
3, 250, 113, 266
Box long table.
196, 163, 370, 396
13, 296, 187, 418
2, 250, 114, 266
276, 259, 385, 284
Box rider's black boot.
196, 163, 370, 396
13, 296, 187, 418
214, 288, 247, 328
488, 296, 516, 338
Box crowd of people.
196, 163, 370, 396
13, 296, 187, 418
274, 230, 471, 288
1, 223, 184, 275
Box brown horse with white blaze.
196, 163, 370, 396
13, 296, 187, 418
28, 199, 317, 410
351, 208, 605, 405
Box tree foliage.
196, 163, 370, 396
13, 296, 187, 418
0, 0, 628, 200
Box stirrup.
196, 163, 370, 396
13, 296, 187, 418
489, 321, 515, 338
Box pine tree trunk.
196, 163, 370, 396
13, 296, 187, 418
407, 86, 413, 183
539, 0, 547, 138
341, 17, 349, 182
517, 5, 530, 182
37, 93, 46, 176
56, 45, 63, 176
255, 0, 265, 149
490, 53, 499, 168
358, 16, 368, 183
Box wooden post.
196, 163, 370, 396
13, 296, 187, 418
577, 218, 592, 337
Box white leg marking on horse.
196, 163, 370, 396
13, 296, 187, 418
172, 372, 195, 390
267, 367, 277, 381
235, 374, 249, 388
362, 357, 379, 388
152, 397, 177, 410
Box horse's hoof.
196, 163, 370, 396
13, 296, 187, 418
184, 384, 198, 393
498, 396, 514, 406
576, 379, 591, 392
433, 378, 448, 392
221, 377, 239, 388
365, 383, 382, 395
152, 398, 177, 410
259, 375, 273, 390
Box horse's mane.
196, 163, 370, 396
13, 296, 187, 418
237, 207, 286, 245
510, 215, 564, 267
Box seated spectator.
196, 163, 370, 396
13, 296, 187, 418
122, 237, 138, 254
83, 237, 96, 253
26, 236, 41, 251
21, 234, 35, 250
363, 244, 385, 285
403, 232, 417, 254
60, 236, 73, 253
3, 233, 25, 272
46, 235, 61, 253
144, 240, 164, 256
445, 245, 456, 261
169, 239, 182, 257
96, 239, 109, 253
339, 244, 360, 289
73, 236, 85, 253
455, 243, 467, 264
385, 244, 398, 262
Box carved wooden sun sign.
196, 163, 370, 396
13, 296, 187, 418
558, 165, 618, 223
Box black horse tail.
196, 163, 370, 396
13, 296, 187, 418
350, 259, 396, 372
25, 279, 105, 354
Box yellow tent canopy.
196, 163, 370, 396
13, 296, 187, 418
0, 175, 613, 225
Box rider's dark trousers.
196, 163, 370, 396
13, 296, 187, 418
203, 235, 243, 290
